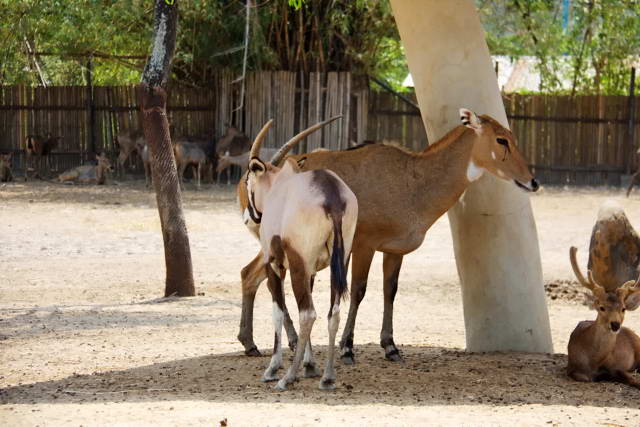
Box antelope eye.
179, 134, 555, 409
599, 307, 606, 312
496, 138, 509, 146
622, 308, 626, 312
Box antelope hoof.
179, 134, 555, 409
385, 347, 403, 362
244, 346, 262, 357
319, 377, 336, 390
340, 349, 355, 365
261, 369, 279, 382
303, 363, 321, 378
275, 378, 292, 391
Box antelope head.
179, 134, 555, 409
245, 116, 342, 225
570, 246, 640, 333
96, 152, 114, 173
460, 108, 539, 192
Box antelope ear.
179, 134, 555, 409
248, 158, 266, 177
459, 108, 482, 130
297, 156, 307, 169
625, 290, 640, 311
584, 292, 599, 310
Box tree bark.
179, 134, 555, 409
140, 0, 195, 297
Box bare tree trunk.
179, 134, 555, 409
140, 0, 195, 297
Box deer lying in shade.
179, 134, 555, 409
58, 153, 114, 185
246, 119, 357, 391
568, 247, 640, 388
1, 153, 14, 182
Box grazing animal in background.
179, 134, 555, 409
25, 134, 60, 176
173, 141, 206, 190
236, 108, 540, 362
217, 124, 251, 156
115, 130, 144, 172
587, 201, 640, 291
246, 120, 358, 391
216, 148, 279, 185
0, 153, 13, 182
58, 153, 114, 185
567, 247, 640, 388
216, 125, 252, 183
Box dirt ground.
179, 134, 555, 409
1, 181, 640, 426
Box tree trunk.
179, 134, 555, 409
140, 0, 195, 297
390, 0, 552, 353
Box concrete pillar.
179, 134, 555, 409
390, 0, 553, 352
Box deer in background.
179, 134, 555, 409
216, 148, 279, 185
235, 108, 540, 362
246, 119, 357, 391
58, 153, 114, 185
115, 130, 144, 173
216, 124, 251, 183
173, 141, 207, 190
568, 247, 640, 388
25, 134, 61, 177
0, 153, 13, 182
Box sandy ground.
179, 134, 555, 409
1, 181, 640, 426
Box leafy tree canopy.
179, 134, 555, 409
1, 0, 638, 94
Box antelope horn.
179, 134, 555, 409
250, 119, 274, 159
270, 115, 342, 166
569, 247, 602, 292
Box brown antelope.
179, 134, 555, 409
58, 153, 114, 185
173, 141, 207, 190
25, 134, 60, 176
217, 124, 251, 156
217, 148, 279, 185
115, 130, 144, 171
0, 153, 13, 182
236, 108, 539, 363
246, 119, 357, 391
587, 201, 640, 290
568, 247, 640, 388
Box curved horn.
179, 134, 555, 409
250, 120, 274, 159
270, 115, 342, 166
569, 247, 600, 292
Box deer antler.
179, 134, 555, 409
270, 115, 342, 166
569, 247, 604, 294
250, 120, 274, 160
620, 274, 640, 292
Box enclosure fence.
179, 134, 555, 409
1, 74, 638, 186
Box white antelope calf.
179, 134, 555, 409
246, 120, 357, 391
568, 247, 640, 388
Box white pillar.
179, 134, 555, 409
390, 0, 553, 352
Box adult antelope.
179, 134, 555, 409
246, 119, 357, 390
568, 247, 640, 388
237, 108, 539, 363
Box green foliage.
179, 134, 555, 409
477, 0, 640, 95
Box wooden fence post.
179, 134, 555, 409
86, 57, 96, 160
627, 67, 636, 175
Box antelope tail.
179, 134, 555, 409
330, 216, 348, 301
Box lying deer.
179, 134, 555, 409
58, 153, 114, 185
246, 120, 357, 391
568, 247, 640, 388
216, 148, 279, 185
1, 153, 13, 182
236, 108, 540, 362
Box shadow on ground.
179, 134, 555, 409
2, 344, 638, 408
